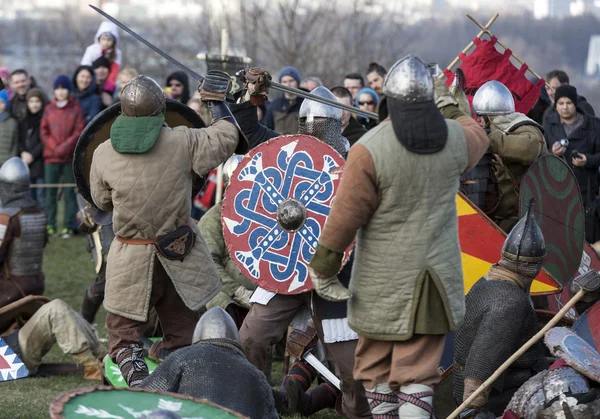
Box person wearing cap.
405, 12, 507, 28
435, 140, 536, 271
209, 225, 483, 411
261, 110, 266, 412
544, 84, 600, 243
93, 56, 115, 109
471, 80, 548, 233
40, 75, 85, 238
263, 66, 304, 134
308, 54, 489, 418
355, 87, 380, 131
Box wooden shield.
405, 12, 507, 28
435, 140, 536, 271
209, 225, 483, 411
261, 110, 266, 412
73, 99, 206, 207
0, 295, 50, 333
519, 155, 585, 288
545, 327, 600, 382
222, 135, 352, 295
0, 337, 29, 382
573, 300, 600, 352
49, 386, 248, 419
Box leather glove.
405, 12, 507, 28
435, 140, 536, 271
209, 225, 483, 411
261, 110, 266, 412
238, 68, 271, 106
233, 286, 253, 309
434, 77, 458, 110
199, 70, 232, 102
76, 205, 96, 234
570, 269, 600, 302
308, 266, 350, 302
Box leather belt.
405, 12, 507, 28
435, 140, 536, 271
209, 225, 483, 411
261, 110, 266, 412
116, 236, 158, 245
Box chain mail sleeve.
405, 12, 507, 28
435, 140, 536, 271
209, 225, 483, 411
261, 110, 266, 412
140, 355, 182, 393
463, 295, 531, 398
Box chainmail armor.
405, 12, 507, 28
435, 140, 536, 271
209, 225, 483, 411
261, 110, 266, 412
141, 339, 278, 419
453, 278, 543, 415
0, 182, 38, 209
7, 211, 46, 276
498, 258, 543, 282
298, 117, 349, 158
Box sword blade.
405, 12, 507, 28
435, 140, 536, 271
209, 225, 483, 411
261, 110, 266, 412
89, 5, 205, 83
89, 5, 378, 120
303, 352, 341, 390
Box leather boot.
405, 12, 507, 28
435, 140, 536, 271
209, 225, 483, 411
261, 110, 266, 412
115, 344, 149, 387
83, 361, 102, 381
81, 289, 102, 324
286, 380, 339, 416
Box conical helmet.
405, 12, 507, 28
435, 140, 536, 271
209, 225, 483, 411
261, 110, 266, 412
472, 80, 515, 116
299, 86, 342, 121
0, 157, 30, 186
383, 54, 434, 102
192, 307, 239, 344
501, 198, 546, 275
120, 75, 166, 117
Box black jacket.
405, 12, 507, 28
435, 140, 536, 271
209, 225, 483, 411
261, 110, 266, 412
543, 109, 600, 205
344, 116, 368, 146
17, 114, 45, 180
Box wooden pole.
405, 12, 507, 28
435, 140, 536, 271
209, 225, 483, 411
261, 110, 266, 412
438, 13, 499, 79
447, 289, 586, 419
466, 14, 552, 90
215, 28, 229, 205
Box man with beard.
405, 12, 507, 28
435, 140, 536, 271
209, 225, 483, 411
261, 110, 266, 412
166, 71, 191, 104
308, 54, 489, 418
472, 80, 548, 233
453, 201, 546, 417
141, 307, 278, 419
9, 69, 47, 123
89, 73, 246, 387
0, 157, 46, 309
228, 72, 369, 418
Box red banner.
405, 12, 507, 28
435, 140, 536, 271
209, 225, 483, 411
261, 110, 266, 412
443, 36, 544, 115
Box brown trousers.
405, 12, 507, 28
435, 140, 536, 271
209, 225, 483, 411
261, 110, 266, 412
239, 293, 371, 419
354, 334, 446, 391
106, 259, 200, 359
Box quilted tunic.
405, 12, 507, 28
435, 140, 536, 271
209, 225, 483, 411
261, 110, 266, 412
90, 120, 239, 321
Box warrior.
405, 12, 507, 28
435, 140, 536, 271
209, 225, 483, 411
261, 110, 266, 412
76, 200, 115, 324
472, 80, 548, 233
230, 74, 370, 418
453, 200, 546, 417
88, 72, 247, 387
0, 296, 104, 380
0, 157, 46, 309
308, 54, 489, 418
198, 155, 255, 327
141, 307, 278, 419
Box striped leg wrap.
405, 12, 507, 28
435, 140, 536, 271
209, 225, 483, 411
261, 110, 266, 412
283, 360, 317, 391
115, 344, 149, 388
365, 384, 400, 419
397, 384, 434, 418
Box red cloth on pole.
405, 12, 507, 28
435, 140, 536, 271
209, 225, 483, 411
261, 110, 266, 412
443, 37, 544, 115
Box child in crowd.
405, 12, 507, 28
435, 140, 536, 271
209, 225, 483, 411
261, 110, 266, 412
0, 89, 18, 166
40, 75, 85, 238
81, 21, 121, 97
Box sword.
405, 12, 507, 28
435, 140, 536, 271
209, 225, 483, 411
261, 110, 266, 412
89, 5, 379, 121
303, 351, 341, 390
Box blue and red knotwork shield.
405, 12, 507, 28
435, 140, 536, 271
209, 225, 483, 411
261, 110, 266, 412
222, 134, 352, 295
545, 327, 600, 382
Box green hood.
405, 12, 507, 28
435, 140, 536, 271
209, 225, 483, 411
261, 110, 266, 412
110, 114, 165, 154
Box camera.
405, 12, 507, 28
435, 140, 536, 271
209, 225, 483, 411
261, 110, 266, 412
560, 139, 569, 147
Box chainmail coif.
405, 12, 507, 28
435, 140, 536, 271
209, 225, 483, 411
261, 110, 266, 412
453, 277, 544, 415
140, 339, 278, 419
298, 117, 349, 158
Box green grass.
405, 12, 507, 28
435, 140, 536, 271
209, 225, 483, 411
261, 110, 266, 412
4, 218, 340, 418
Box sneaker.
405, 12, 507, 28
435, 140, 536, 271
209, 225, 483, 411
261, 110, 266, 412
47, 226, 56, 237
61, 228, 73, 239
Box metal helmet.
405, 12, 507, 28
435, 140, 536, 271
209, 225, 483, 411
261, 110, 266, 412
223, 154, 244, 185
120, 75, 166, 117
192, 306, 240, 344
472, 80, 515, 116
299, 86, 342, 121
501, 198, 546, 276
0, 157, 30, 186
383, 54, 434, 102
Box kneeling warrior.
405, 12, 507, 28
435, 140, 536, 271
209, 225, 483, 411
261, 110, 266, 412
89, 72, 247, 387
453, 199, 547, 417
0, 157, 46, 309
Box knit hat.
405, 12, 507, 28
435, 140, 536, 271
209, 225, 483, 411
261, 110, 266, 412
278, 66, 301, 85
26, 87, 47, 104
554, 85, 578, 107
93, 56, 111, 70
355, 88, 380, 107
53, 75, 72, 91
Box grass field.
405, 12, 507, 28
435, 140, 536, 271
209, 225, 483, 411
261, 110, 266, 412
4, 215, 339, 418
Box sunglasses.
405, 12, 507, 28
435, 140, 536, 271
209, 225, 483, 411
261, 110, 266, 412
169, 82, 182, 87
359, 100, 375, 106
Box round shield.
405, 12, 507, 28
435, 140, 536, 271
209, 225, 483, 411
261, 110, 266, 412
222, 134, 352, 295
520, 155, 584, 288
49, 386, 247, 419
545, 327, 600, 382
574, 300, 600, 352
0, 295, 49, 333
73, 99, 206, 207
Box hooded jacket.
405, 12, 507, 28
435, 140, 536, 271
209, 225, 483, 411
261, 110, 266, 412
81, 21, 122, 93
166, 71, 191, 104
72, 66, 102, 123
40, 96, 85, 164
